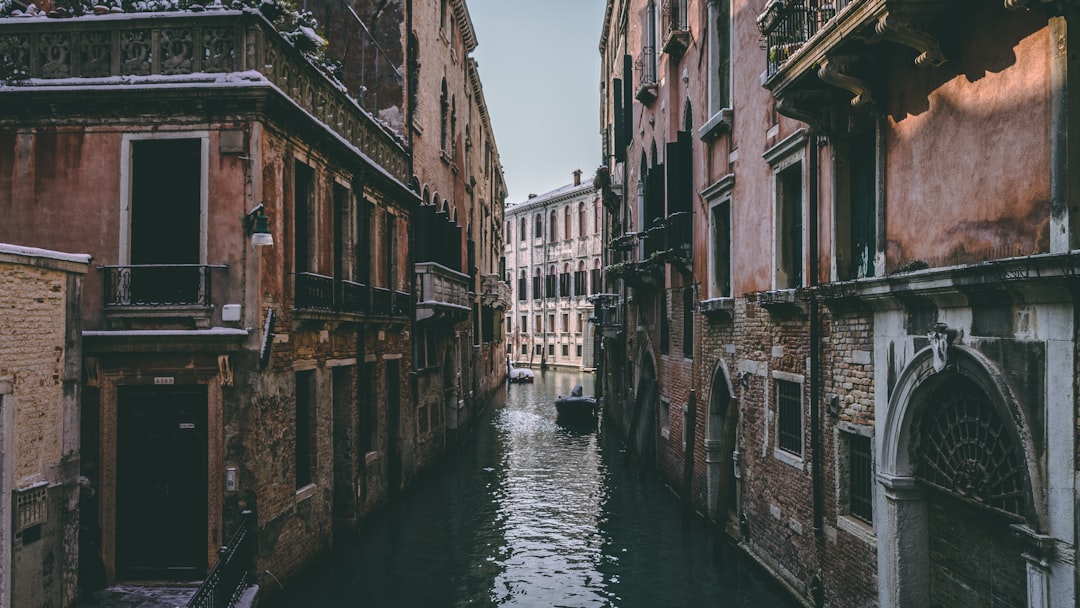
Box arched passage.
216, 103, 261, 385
877, 346, 1044, 608
705, 361, 737, 523
631, 350, 658, 466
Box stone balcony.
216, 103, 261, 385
415, 262, 471, 322
480, 273, 511, 310
756, 0, 951, 132
0, 9, 408, 184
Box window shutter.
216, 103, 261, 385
613, 78, 625, 163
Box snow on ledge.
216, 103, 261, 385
0, 243, 92, 265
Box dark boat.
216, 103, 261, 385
554, 384, 597, 424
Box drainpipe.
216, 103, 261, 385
808, 135, 823, 538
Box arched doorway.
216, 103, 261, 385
705, 362, 737, 523
878, 347, 1044, 608
631, 351, 658, 465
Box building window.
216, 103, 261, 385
594, 200, 601, 235
561, 313, 569, 332
707, 0, 731, 117
576, 344, 583, 357
533, 268, 542, 301
776, 378, 803, 456
835, 125, 879, 281
535, 344, 543, 355
548, 313, 555, 331
518, 270, 527, 301
294, 160, 315, 274
576, 313, 583, 333
709, 198, 732, 298
295, 370, 315, 489
385, 212, 397, 291
574, 261, 587, 297
591, 259, 602, 294
520, 217, 526, 241
682, 286, 694, 359
521, 344, 528, 355
440, 79, 449, 152
846, 432, 873, 523
548, 343, 555, 356
534, 213, 542, 240
579, 202, 586, 237
562, 344, 569, 357
776, 162, 804, 289
520, 315, 527, 333
559, 263, 571, 298
546, 266, 557, 298
549, 209, 558, 241
564, 206, 572, 240
535, 314, 541, 332
660, 291, 670, 355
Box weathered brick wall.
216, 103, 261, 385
0, 249, 86, 608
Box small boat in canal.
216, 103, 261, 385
508, 367, 535, 383
554, 384, 597, 424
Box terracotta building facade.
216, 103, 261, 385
595, 0, 1080, 606
0, 0, 505, 601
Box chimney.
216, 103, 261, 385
528, 193, 537, 199
573, 169, 582, 186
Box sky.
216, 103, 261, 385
467, 1, 607, 206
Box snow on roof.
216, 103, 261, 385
0, 243, 92, 265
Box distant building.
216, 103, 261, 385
0, 244, 90, 608
505, 171, 603, 371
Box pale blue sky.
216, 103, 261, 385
468, 1, 607, 206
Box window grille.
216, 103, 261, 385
776, 379, 802, 455
849, 434, 873, 522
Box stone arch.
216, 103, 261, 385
877, 345, 1045, 608
631, 338, 659, 466
705, 358, 737, 522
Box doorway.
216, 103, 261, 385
706, 364, 737, 523
116, 386, 208, 579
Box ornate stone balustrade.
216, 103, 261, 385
0, 10, 408, 183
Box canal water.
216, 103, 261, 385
269, 370, 799, 607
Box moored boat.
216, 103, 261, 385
508, 367, 535, 383
554, 384, 597, 424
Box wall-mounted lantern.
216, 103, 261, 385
246, 203, 274, 247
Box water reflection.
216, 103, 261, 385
269, 370, 796, 608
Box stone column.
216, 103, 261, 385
876, 474, 928, 608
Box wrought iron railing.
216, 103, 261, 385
295, 272, 334, 310
760, 0, 850, 77
663, 0, 688, 35
101, 264, 224, 306
186, 510, 254, 608
393, 291, 410, 317
637, 46, 657, 89
372, 287, 392, 315
341, 280, 372, 314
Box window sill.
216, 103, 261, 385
773, 447, 805, 471
836, 515, 876, 545
698, 108, 734, 142
295, 483, 316, 502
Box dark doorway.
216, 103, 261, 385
386, 360, 402, 494
129, 139, 202, 304
116, 385, 208, 579
706, 367, 737, 523
631, 354, 658, 466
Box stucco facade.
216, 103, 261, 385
596, 0, 1080, 606
0, 244, 89, 608
505, 172, 605, 372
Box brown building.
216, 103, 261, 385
0, 244, 89, 608
596, 0, 1079, 606
0, 5, 419, 598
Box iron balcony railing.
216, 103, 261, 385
663, 0, 688, 35
295, 274, 406, 317
186, 510, 254, 608
102, 264, 225, 307
637, 46, 657, 89
760, 0, 851, 77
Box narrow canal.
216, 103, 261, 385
269, 370, 799, 607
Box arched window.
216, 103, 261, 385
534, 213, 542, 240
595, 199, 601, 234
422, 186, 430, 206
564, 206, 572, 240
451, 95, 457, 159
549, 209, 557, 241
532, 267, 541, 301
519, 217, 526, 241
591, 258, 602, 294
440, 79, 449, 152
576, 260, 587, 296
578, 202, 586, 237
517, 269, 527, 301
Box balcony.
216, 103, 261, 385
662, 0, 690, 58
587, 293, 623, 338
0, 10, 408, 184
415, 262, 471, 322
101, 264, 226, 328
294, 273, 406, 320
635, 46, 658, 104
757, 0, 948, 132
481, 274, 511, 310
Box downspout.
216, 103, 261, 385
808, 135, 823, 538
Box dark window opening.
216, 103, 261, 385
776, 379, 802, 455
777, 163, 803, 288
295, 370, 315, 488
849, 434, 873, 523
